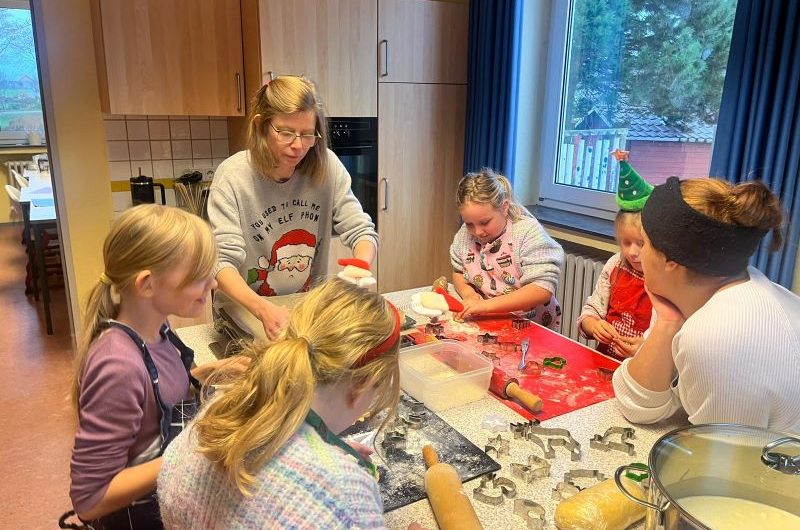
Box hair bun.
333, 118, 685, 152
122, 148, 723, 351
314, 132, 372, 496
730, 181, 784, 250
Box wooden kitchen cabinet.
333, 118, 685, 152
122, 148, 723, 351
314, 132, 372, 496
91, 0, 244, 116
377, 83, 466, 293
258, 0, 378, 117
378, 0, 468, 84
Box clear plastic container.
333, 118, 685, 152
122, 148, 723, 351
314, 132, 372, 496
399, 340, 492, 411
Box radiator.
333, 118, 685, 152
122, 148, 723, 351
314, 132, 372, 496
556, 247, 608, 346
5, 160, 29, 187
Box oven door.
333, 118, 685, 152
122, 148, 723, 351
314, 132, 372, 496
332, 144, 378, 229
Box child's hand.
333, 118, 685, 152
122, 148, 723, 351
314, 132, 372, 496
613, 335, 644, 358
251, 298, 290, 339
345, 440, 374, 462
591, 319, 619, 344
456, 295, 484, 320
192, 355, 251, 383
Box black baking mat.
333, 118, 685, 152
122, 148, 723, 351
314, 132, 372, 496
341, 394, 500, 512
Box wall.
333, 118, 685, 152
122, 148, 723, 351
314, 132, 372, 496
32, 0, 114, 339
102, 115, 230, 213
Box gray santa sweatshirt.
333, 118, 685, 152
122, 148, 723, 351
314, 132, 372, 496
208, 149, 378, 297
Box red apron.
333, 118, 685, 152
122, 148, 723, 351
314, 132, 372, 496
598, 264, 652, 359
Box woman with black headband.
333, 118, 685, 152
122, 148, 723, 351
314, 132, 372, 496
612, 177, 800, 432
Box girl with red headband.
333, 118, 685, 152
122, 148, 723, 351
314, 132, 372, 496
158, 278, 401, 528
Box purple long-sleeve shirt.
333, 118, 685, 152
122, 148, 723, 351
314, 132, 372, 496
70, 327, 190, 514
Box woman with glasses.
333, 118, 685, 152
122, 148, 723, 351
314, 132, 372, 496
208, 76, 378, 340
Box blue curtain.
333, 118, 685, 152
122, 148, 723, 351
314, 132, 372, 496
709, 0, 800, 287
463, 0, 523, 180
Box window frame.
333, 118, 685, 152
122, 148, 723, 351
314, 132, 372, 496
537, 0, 619, 220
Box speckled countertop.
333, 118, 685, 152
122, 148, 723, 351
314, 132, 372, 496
176, 287, 690, 530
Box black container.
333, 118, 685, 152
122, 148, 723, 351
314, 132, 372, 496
130, 168, 166, 206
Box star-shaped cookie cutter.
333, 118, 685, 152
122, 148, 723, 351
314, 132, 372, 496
484, 434, 510, 458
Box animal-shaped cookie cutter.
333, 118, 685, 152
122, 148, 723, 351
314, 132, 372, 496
564, 468, 606, 490
380, 429, 407, 450
525, 433, 555, 459
476, 332, 498, 345
425, 322, 445, 335
498, 341, 520, 352
551, 481, 581, 501
484, 434, 510, 457
590, 426, 636, 455
510, 454, 550, 482
543, 356, 567, 369
509, 419, 541, 439
527, 426, 582, 461
480, 350, 500, 362
472, 473, 517, 505
511, 317, 531, 330
513, 498, 545, 530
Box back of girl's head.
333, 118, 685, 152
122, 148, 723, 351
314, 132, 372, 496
194, 277, 400, 494
681, 178, 784, 251
71, 205, 216, 411
246, 75, 329, 183
457, 168, 529, 221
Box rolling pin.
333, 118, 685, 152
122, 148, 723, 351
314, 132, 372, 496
489, 368, 543, 412
422, 445, 483, 530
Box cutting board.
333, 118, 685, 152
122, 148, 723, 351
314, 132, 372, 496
409, 317, 621, 421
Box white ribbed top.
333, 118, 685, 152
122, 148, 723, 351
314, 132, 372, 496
613, 267, 800, 432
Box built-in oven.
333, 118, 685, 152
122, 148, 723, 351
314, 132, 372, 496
328, 117, 378, 229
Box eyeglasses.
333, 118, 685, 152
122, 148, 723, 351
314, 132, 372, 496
269, 123, 321, 147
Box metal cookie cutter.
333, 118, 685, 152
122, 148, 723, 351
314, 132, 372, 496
514, 499, 545, 530
510, 419, 541, 439
564, 468, 606, 490
477, 332, 498, 345
498, 341, 520, 352
511, 317, 531, 330
590, 426, 636, 455
425, 322, 444, 335
597, 366, 615, 381
526, 433, 556, 459
552, 481, 581, 501
543, 356, 567, 369
472, 473, 517, 505
485, 434, 510, 457
510, 455, 551, 482
528, 426, 582, 461
380, 429, 407, 451
481, 350, 500, 362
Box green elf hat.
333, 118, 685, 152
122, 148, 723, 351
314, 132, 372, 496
612, 149, 653, 211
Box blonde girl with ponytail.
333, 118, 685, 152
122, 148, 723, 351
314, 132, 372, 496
450, 168, 565, 330
67, 205, 248, 530
158, 278, 401, 529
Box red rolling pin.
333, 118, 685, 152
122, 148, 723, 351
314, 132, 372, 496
489, 367, 543, 413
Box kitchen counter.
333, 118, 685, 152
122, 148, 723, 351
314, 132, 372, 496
175, 288, 689, 530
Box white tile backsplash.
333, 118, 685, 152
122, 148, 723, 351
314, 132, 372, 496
103, 115, 230, 212
106, 140, 129, 161
148, 120, 170, 140
128, 140, 151, 160
170, 120, 191, 140
210, 119, 228, 139
126, 120, 149, 140
192, 139, 212, 159
190, 119, 210, 140
104, 120, 127, 141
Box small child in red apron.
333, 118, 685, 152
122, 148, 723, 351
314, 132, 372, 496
450, 169, 564, 331
578, 150, 654, 359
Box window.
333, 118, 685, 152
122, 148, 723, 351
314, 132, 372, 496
0, 1, 44, 147
538, 0, 737, 217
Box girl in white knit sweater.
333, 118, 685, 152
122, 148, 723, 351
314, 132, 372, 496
613, 177, 800, 432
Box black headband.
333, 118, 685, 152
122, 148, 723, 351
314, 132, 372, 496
641, 177, 766, 276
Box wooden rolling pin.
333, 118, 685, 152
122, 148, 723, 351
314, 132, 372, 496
422, 445, 483, 530
489, 368, 543, 412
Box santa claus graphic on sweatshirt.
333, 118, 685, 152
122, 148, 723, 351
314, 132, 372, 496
247, 229, 317, 296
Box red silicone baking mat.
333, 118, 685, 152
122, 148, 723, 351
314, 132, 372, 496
409, 317, 621, 421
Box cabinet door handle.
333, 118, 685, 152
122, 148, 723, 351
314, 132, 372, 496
235, 73, 242, 112
379, 39, 389, 77
380, 178, 389, 211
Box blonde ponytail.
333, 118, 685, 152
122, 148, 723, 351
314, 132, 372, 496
194, 278, 400, 495
457, 168, 531, 221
